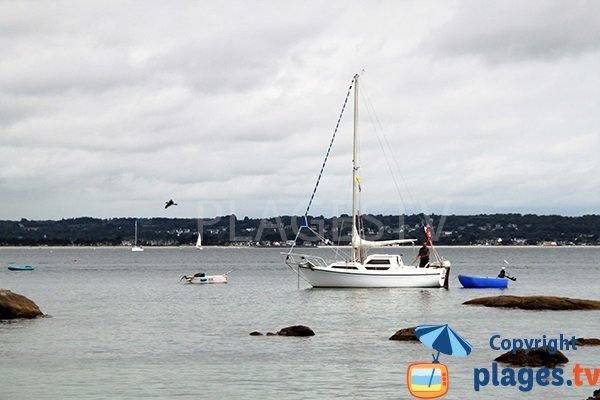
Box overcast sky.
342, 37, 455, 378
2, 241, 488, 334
1, 0, 599, 220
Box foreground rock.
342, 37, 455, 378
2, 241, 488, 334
250, 325, 315, 337
576, 338, 600, 346
586, 388, 600, 400
0, 289, 43, 319
494, 349, 568, 367
463, 295, 600, 310
389, 327, 418, 341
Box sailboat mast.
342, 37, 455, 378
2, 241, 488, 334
134, 220, 138, 245
351, 73, 359, 262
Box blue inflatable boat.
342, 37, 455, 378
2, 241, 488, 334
458, 274, 509, 288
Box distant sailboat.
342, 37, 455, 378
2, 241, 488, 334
132, 220, 144, 252
196, 232, 203, 250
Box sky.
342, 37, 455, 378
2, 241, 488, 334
1, 0, 599, 220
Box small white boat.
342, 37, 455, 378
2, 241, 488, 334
195, 232, 203, 250
132, 220, 144, 252
180, 271, 231, 284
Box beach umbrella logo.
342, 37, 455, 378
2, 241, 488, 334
407, 324, 473, 399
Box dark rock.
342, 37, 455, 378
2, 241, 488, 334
253, 325, 315, 337
276, 325, 315, 336
576, 338, 600, 346
463, 295, 600, 310
494, 348, 568, 367
0, 289, 43, 319
586, 388, 600, 400
389, 327, 418, 341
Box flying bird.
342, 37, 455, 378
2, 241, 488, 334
165, 199, 178, 209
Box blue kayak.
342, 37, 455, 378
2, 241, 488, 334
7, 265, 35, 271
458, 274, 508, 288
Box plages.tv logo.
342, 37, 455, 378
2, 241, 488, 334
407, 324, 473, 399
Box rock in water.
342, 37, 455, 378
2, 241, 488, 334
463, 295, 600, 310
277, 325, 315, 336
585, 388, 600, 400
494, 348, 568, 367
0, 289, 43, 319
389, 327, 418, 341
576, 338, 600, 346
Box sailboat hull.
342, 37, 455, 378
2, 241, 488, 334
297, 265, 449, 288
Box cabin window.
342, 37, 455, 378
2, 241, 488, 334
332, 265, 358, 270
365, 266, 390, 270
366, 259, 390, 265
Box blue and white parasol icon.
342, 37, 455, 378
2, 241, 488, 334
415, 324, 472, 389
415, 324, 472, 363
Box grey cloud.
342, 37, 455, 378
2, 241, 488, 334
426, 1, 600, 62
0, 1, 599, 219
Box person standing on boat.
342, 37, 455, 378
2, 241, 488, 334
417, 241, 430, 268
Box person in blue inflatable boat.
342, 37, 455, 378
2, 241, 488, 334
498, 267, 516, 281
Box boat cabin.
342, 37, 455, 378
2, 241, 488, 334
329, 254, 407, 271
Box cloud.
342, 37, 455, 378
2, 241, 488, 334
426, 1, 600, 63
0, 1, 599, 219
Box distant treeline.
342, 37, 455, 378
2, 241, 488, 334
0, 214, 598, 246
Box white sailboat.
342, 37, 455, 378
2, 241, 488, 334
132, 219, 144, 252
285, 73, 450, 288
195, 232, 203, 250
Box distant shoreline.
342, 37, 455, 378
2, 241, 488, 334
1, 244, 599, 250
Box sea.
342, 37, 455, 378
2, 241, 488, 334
1, 246, 599, 400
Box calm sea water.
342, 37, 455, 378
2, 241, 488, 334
1, 246, 599, 400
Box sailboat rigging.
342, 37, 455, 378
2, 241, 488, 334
284, 73, 450, 288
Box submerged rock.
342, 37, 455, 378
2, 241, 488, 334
586, 388, 600, 400
0, 289, 43, 319
494, 348, 568, 367
277, 325, 315, 336
250, 325, 315, 337
389, 327, 418, 341
576, 338, 600, 346
463, 295, 600, 310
